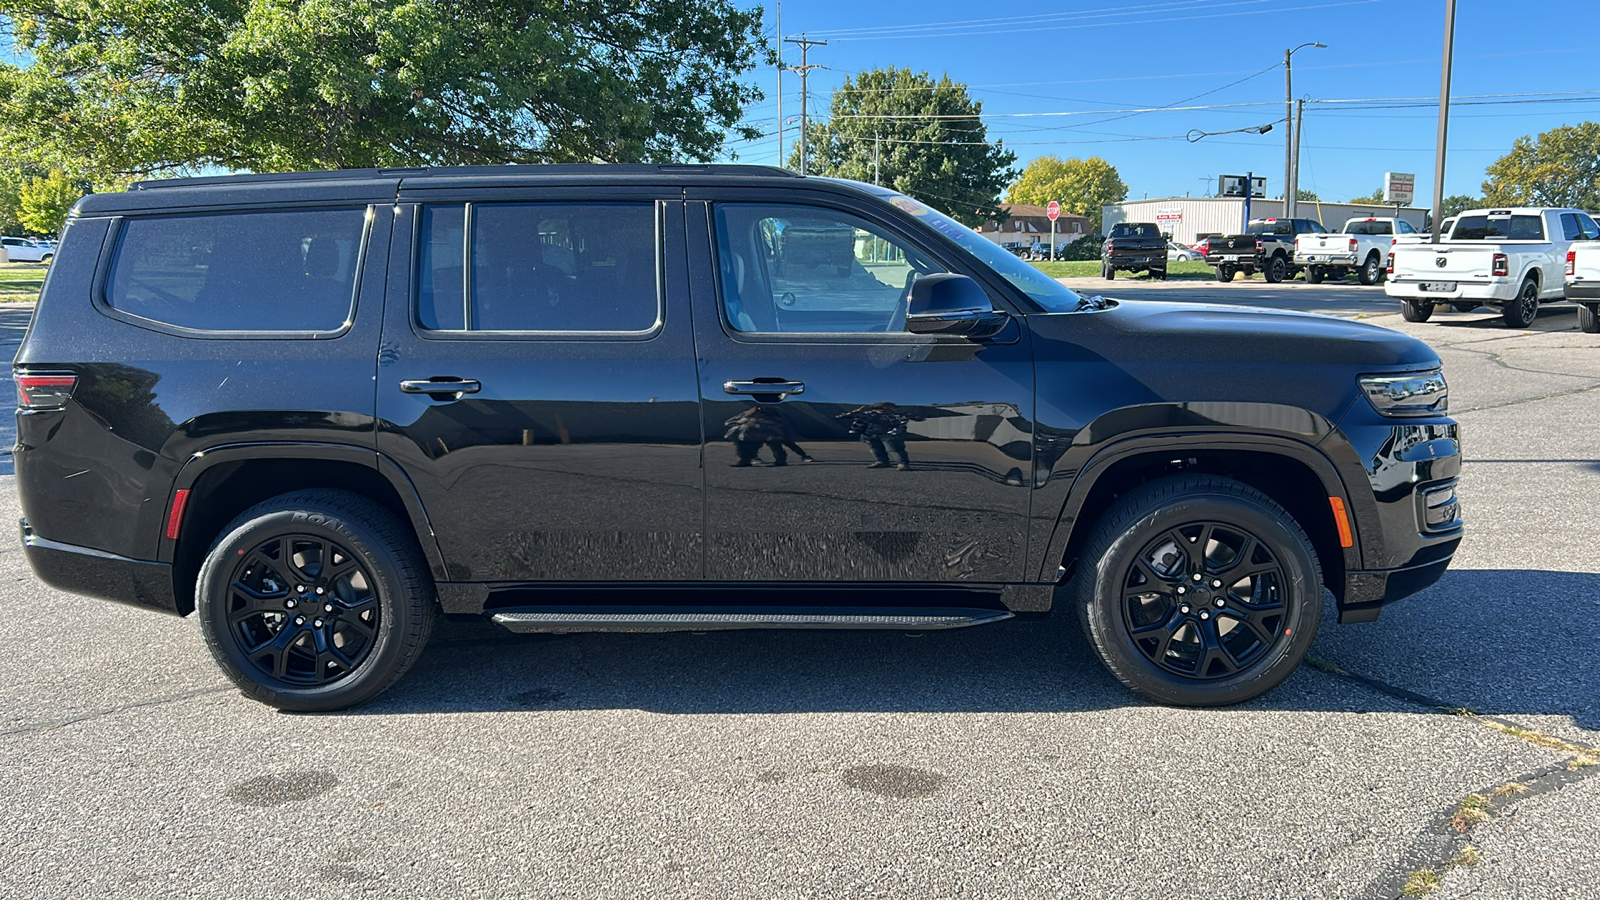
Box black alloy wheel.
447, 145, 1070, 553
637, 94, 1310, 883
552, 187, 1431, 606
1263, 254, 1288, 284
197, 490, 436, 711
1400, 298, 1435, 322
1306, 266, 1324, 284
1359, 254, 1384, 286
1075, 475, 1320, 706
1503, 278, 1539, 328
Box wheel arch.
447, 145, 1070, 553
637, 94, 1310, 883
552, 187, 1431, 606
160, 443, 446, 615
1044, 435, 1357, 605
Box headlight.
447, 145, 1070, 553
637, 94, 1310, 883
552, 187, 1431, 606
1359, 369, 1448, 417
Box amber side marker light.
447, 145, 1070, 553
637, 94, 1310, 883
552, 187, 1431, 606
1328, 496, 1354, 548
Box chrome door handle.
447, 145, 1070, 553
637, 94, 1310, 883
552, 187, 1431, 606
724, 380, 805, 397
400, 378, 481, 396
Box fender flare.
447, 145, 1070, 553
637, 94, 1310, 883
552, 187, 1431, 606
1037, 431, 1364, 584
157, 441, 448, 582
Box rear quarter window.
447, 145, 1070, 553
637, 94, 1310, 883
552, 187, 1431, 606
105, 208, 370, 333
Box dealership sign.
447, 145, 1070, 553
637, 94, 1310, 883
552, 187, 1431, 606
1384, 172, 1416, 205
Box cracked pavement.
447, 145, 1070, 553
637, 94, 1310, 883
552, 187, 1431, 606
1, 291, 1597, 899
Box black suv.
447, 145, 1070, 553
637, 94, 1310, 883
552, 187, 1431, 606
15, 165, 1463, 711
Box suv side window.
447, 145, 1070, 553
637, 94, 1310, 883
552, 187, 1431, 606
713, 203, 946, 335
416, 202, 658, 334
105, 208, 368, 332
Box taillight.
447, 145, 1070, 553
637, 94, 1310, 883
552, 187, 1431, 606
1568, 250, 1577, 276
15, 372, 77, 409
1492, 253, 1509, 276
1104, 240, 1115, 254
1348, 238, 1358, 253
1386, 254, 1394, 275
1255, 239, 1264, 253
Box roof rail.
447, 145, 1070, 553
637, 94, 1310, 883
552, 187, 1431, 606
132, 163, 801, 190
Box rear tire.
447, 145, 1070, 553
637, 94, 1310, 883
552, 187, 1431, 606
1358, 253, 1384, 286
1579, 303, 1600, 334
1503, 277, 1539, 328
1400, 298, 1434, 322
1263, 254, 1288, 284
1104, 263, 1115, 281
1073, 475, 1322, 707
1305, 266, 1324, 284
1152, 266, 1167, 281
196, 489, 437, 712
1216, 265, 1237, 283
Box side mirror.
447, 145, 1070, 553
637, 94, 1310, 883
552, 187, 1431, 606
905, 274, 1009, 337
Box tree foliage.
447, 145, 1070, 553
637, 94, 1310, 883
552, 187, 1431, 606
17, 170, 84, 234
1296, 188, 1319, 202
1006, 156, 1127, 233
0, 0, 766, 179
1442, 194, 1480, 217
792, 68, 1016, 226
0, 170, 24, 234
1482, 122, 1600, 211
1348, 187, 1387, 204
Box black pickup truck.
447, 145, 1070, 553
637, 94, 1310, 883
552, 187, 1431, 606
1205, 217, 1325, 283
1102, 222, 1167, 280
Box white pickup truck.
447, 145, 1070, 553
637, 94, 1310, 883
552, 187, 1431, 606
1565, 238, 1600, 333
1295, 217, 1422, 285
1386, 207, 1600, 327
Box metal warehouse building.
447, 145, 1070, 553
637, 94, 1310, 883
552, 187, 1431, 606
1103, 198, 1429, 246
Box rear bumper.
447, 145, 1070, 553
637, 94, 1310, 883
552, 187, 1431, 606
1565, 281, 1600, 301
1385, 278, 1516, 302
1296, 252, 1359, 266
1106, 255, 1163, 268
19, 519, 181, 615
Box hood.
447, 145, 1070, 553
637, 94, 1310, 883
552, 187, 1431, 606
1025, 299, 1439, 370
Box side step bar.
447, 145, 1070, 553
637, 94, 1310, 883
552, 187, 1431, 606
489, 606, 1014, 634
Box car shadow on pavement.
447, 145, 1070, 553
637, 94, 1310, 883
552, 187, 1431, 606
1427, 306, 1577, 330
351, 569, 1599, 733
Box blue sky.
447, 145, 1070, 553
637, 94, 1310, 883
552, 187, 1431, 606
723, 0, 1600, 203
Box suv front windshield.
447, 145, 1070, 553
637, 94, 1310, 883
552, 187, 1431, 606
875, 191, 1085, 312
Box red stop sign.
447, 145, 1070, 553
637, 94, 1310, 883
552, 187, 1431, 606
1046, 201, 1060, 221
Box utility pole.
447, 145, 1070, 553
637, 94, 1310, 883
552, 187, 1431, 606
873, 132, 881, 185
775, 2, 783, 166
1284, 48, 1294, 218
1291, 99, 1305, 212
784, 34, 827, 175
1431, 0, 1457, 244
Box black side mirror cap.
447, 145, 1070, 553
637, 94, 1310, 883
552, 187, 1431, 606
905, 274, 1009, 337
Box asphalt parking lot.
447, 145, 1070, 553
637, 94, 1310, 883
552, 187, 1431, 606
2, 289, 1598, 900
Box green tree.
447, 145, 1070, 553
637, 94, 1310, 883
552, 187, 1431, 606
1442, 194, 1481, 217
1348, 187, 1387, 204
0, 0, 766, 179
791, 68, 1016, 226
1482, 122, 1600, 210
1296, 189, 1319, 202
0, 170, 24, 235
1006, 156, 1127, 233
17, 170, 84, 235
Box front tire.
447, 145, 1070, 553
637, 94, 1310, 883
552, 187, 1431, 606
1401, 298, 1435, 322
1503, 277, 1539, 328
1074, 475, 1322, 707
1579, 303, 1600, 334
197, 490, 437, 712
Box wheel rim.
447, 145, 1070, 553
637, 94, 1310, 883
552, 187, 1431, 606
1119, 521, 1288, 680
225, 533, 381, 686
1271, 258, 1285, 280
1520, 284, 1537, 320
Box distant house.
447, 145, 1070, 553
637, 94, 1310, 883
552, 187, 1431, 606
975, 203, 1092, 250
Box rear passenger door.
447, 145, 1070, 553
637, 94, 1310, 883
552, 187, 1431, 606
375, 187, 703, 583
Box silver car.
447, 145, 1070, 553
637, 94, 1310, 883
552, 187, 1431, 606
1167, 241, 1202, 262
2, 237, 54, 263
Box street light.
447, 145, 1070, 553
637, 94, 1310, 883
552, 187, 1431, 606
1285, 41, 1325, 217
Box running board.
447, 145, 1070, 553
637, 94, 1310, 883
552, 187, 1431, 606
489, 606, 1014, 634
